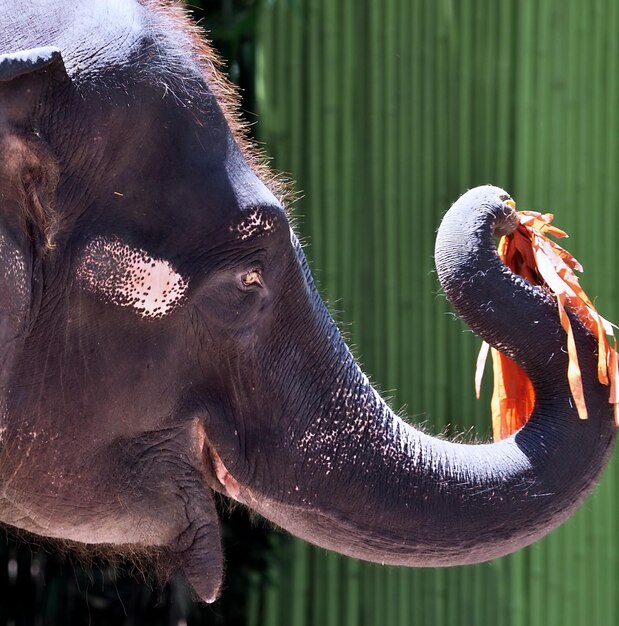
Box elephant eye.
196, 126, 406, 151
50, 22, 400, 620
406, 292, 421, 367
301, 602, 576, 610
241, 269, 263, 288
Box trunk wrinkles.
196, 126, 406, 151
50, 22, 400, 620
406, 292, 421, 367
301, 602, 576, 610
242, 187, 616, 567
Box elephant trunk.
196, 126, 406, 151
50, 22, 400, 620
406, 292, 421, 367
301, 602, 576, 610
229, 186, 616, 566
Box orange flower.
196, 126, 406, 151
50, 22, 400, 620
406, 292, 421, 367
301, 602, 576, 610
475, 210, 619, 441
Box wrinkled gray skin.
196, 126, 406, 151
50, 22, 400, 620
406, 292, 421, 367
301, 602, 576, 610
0, 0, 615, 604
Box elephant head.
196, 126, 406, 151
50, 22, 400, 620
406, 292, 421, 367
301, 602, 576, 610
0, 0, 615, 603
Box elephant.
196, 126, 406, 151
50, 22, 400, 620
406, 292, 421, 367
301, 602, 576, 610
0, 0, 615, 604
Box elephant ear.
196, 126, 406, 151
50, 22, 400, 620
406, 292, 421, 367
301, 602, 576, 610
0, 46, 66, 82
0, 48, 67, 382
0, 46, 65, 250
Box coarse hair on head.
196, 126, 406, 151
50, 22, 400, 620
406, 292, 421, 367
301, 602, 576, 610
136, 0, 291, 208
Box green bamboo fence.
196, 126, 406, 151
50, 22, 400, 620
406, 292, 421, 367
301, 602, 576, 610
250, 0, 619, 624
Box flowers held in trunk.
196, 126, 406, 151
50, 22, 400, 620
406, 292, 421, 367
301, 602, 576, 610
476, 210, 619, 441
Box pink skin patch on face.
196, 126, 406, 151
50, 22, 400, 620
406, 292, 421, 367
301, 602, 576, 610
231, 208, 277, 241
77, 236, 188, 319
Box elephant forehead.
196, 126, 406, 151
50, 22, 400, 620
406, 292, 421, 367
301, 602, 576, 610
231, 208, 278, 241
76, 237, 188, 319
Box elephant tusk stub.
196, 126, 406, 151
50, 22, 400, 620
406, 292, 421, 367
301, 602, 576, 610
210, 448, 241, 501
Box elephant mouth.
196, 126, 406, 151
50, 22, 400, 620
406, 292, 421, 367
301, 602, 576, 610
209, 447, 242, 500
194, 420, 244, 502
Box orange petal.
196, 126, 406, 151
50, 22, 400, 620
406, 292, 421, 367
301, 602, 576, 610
490, 348, 535, 441
475, 341, 490, 400
556, 294, 588, 420
478, 208, 618, 435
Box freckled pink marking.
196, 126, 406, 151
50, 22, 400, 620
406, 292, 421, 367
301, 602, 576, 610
231, 208, 277, 241
116, 255, 185, 317
77, 236, 188, 319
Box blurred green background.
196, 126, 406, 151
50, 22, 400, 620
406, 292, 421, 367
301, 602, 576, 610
2, 0, 619, 624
